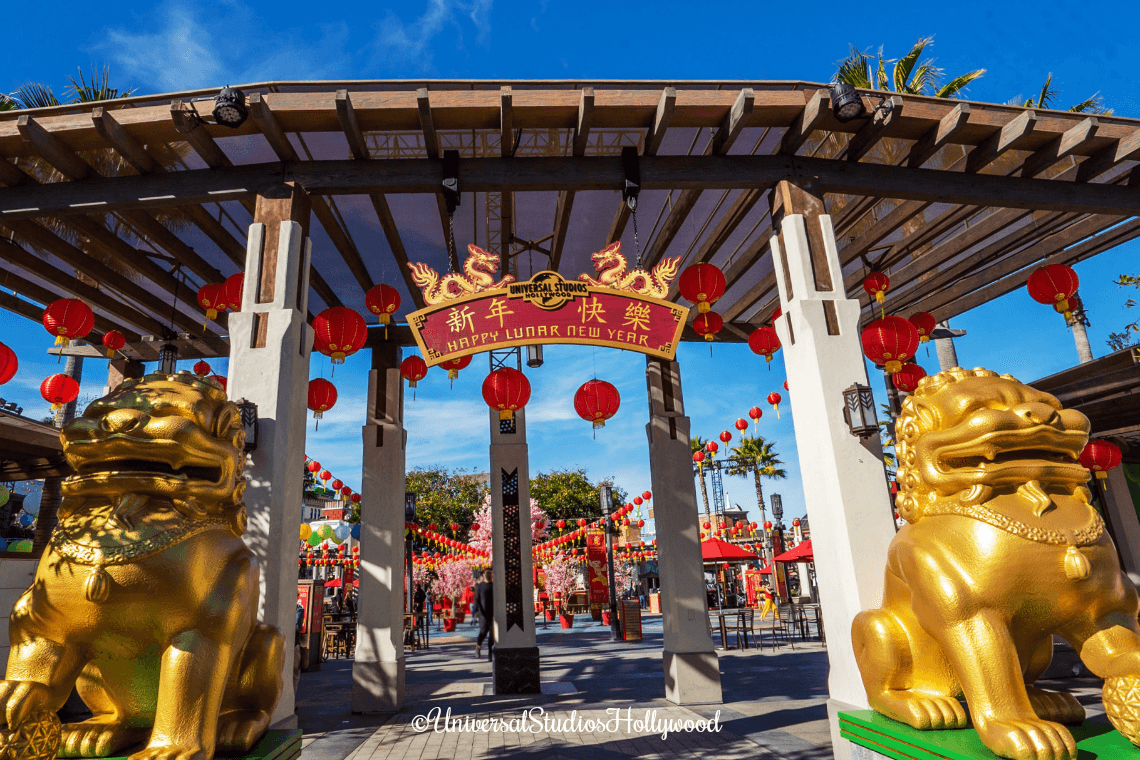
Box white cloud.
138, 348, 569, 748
373, 0, 494, 73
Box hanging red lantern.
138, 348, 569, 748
400, 355, 428, 389
792, 518, 801, 527
862, 272, 891, 304
678, 263, 726, 314
892, 362, 927, 393
748, 406, 763, 429
734, 418, 748, 433
305, 378, 335, 421
331, 479, 344, 492
767, 392, 782, 419
193, 360, 212, 377
702, 521, 711, 530
351, 493, 362, 504
577, 519, 587, 528
861, 316, 920, 374
320, 470, 332, 483
633, 497, 643, 507
642, 491, 651, 500
307, 460, 321, 474
909, 312, 937, 344
574, 379, 621, 429
747, 326, 781, 365
313, 307, 368, 365
440, 355, 472, 387
482, 367, 531, 421
637, 519, 645, 528
784, 380, 789, 391
40, 374, 79, 411
224, 273, 244, 313
704, 441, 719, 457
365, 284, 401, 336
719, 430, 732, 445
93, 330, 125, 361
1079, 439, 1122, 481
0, 343, 16, 386
196, 284, 227, 324
43, 298, 94, 347
692, 451, 705, 471
1027, 264, 1080, 320
693, 312, 723, 342
450, 522, 460, 532
556, 520, 566, 531
341, 486, 353, 499
764, 521, 773, 531
208, 375, 227, 391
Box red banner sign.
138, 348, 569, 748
408, 270, 688, 367
586, 529, 608, 605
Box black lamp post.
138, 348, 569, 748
404, 492, 417, 615
600, 485, 622, 641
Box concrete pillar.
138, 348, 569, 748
646, 357, 722, 705
227, 183, 313, 724
768, 179, 897, 760
352, 342, 406, 712
1102, 467, 1140, 588
104, 357, 144, 396
934, 320, 959, 371
489, 407, 540, 693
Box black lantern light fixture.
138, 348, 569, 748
212, 86, 248, 129
158, 343, 179, 374
829, 83, 866, 123
526, 344, 544, 368
843, 383, 879, 438
235, 398, 258, 453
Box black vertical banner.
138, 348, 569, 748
503, 468, 524, 632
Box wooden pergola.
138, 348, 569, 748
1, 79, 1138, 351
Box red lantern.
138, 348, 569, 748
704, 441, 718, 456
735, 418, 748, 433
678, 263, 726, 313
40, 374, 79, 411
764, 521, 773, 531
208, 375, 227, 391
341, 486, 353, 498
364, 283, 401, 334
719, 430, 732, 445
909, 312, 937, 344
331, 479, 344, 492
792, 518, 801, 527
1079, 439, 1122, 481
747, 326, 781, 365
307, 460, 321, 474
400, 355, 428, 390
692, 451, 705, 468
574, 379, 621, 429
748, 406, 763, 429
482, 367, 531, 421
450, 522, 460, 532
861, 316, 920, 374
224, 273, 244, 312
693, 312, 723, 342
313, 307, 367, 365
43, 298, 94, 347
767, 392, 782, 419
784, 380, 789, 391
633, 497, 643, 507
1027, 264, 1080, 320
440, 355, 472, 386
193, 360, 212, 377
556, 520, 566, 531
320, 470, 331, 483
702, 521, 711, 530
351, 493, 362, 504
196, 284, 227, 323
100, 330, 126, 359
862, 272, 891, 304
577, 519, 587, 528
892, 363, 927, 394
750, 522, 757, 530
642, 491, 651, 500
0, 343, 16, 386
637, 519, 645, 528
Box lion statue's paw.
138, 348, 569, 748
0, 682, 53, 730
1103, 675, 1140, 746
976, 718, 1077, 760
215, 710, 271, 753
1026, 686, 1085, 725
877, 692, 967, 730
58, 717, 148, 758
126, 743, 209, 760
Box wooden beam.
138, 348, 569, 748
500, 87, 513, 157
0, 159, 29, 188
644, 87, 677, 157
844, 96, 902, 162
691, 188, 762, 265
16, 115, 91, 180
310, 196, 373, 293
550, 88, 596, 270
1019, 117, 1098, 179
169, 101, 232, 168
417, 88, 439, 160
964, 110, 1036, 174
709, 88, 754, 157
722, 271, 776, 323
906, 103, 971, 168
335, 90, 370, 160
837, 199, 931, 264
308, 266, 342, 309
248, 93, 299, 162
780, 89, 828, 155
91, 108, 157, 174
499, 87, 515, 266
572, 87, 594, 157
368, 193, 424, 310
0, 263, 140, 339
1076, 127, 1140, 183
174, 205, 247, 269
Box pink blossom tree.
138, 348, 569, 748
468, 494, 550, 558
432, 559, 474, 604
542, 558, 577, 611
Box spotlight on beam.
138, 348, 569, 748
212, 86, 248, 129
829, 83, 866, 123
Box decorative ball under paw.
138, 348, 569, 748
0, 711, 60, 760
1104, 675, 1140, 746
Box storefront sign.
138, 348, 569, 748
585, 529, 608, 605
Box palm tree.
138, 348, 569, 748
835, 36, 985, 99
690, 436, 713, 523
724, 436, 787, 530
1013, 73, 1112, 115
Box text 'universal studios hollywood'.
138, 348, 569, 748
411, 706, 722, 740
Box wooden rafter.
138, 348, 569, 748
0, 261, 140, 340
499, 87, 514, 266
550, 87, 594, 271
606, 86, 675, 246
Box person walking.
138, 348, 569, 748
413, 584, 427, 636
473, 569, 494, 660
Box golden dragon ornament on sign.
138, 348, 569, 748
578, 241, 681, 299
408, 244, 515, 305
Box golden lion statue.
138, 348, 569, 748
853, 367, 1140, 760
0, 372, 283, 760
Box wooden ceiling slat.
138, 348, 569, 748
499, 87, 513, 158
844, 96, 903, 162
16, 115, 92, 180
499, 87, 515, 266
0, 263, 138, 340
722, 271, 777, 323
550, 88, 594, 271
905, 103, 971, 168
1075, 127, 1140, 183
0, 158, 28, 187
417, 88, 440, 160
248, 93, 300, 162
780, 89, 828, 155
335, 90, 370, 160
1019, 117, 1099, 179
90, 108, 158, 174
170, 101, 232, 168
964, 109, 1036, 173
172, 205, 246, 270
605, 87, 678, 247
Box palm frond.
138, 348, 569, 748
1032, 73, 1058, 110
907, 62, 943, 96
893, 36, 934, 93
0, 94, 17, 111
1069, 91, 1111, 115
875, 48, 891, 90
13, 83, 61, 109
934, 69, 985, 99
66, 65, 133, 103
835, 45, 873, 89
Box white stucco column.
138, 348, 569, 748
227, 184, 313, 724
768, 180, 896, 760
489, 407, 540, 693
1102, 467, 1140, 588
646, 357, 722, 705
352, 342, 406, 712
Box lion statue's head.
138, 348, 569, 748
60, 372, 247, 530
894, 367, 1091, 523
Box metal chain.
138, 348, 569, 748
447, 212, 458, 273
628, 196, 642, 269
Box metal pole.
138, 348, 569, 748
601, 485, 622, 641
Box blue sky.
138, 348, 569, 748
3, 0, 1139, 527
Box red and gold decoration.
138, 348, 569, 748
704, 440, 719, 460
196, 283, 226, 325
678, 262, 726, 314
586, 530, 608, 604
719, 430, 732, 445
767, 392, 782, 419
40, 373, 79, 411
734, 418, 748, 434
365, 283, 401, 338
908, 312, 937, 344
0, 342, 17, 385
748, 326, 781, 366
748, 406, 763, 429
692, 450, 706, 472
101, 330, 126, 358
1079, 439, 1122, 481
313, 307, 368, 366
863, 272, 891, 304
400, 355, 428, 394
193, 361, 212, 377
224, 273, 244, 312
1027, 264, 1080, 321
693, 311, 723, 343
307, 378, 338, 424
861, 316, 920, 373
891, 362, 927, 393
440, 354, 472, 387
573, 379, 621, 429
43, 298, 94, 347
482, 366, 530, 421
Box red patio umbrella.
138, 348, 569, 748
700, 537, 758, 562
772, 539, 813, 563
324, 578, 360, 588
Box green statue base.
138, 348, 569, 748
839, 711, 1138, 760
100, 730, 301, 760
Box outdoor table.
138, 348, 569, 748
709, 609, 752, 650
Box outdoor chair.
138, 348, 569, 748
735, 608, 755, 650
